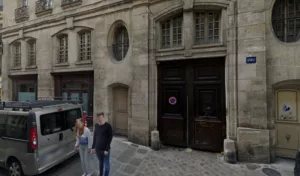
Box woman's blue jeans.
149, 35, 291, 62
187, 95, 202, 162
96, 150, 110, 176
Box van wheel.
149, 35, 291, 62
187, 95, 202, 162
7, 159, 23, 176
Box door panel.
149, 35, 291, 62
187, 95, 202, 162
158, 58, 225, 151
190, 85, 223, 150
160, 85, 186, 146
113, 88, 128, 136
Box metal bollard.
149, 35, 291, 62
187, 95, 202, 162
295, 149, 300, 176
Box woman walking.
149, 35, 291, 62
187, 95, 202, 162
75, 119, 93, 176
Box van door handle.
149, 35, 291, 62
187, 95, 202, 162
59, 133, 63, 141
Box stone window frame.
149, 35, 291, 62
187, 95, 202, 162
272, 0, 300, 43
12, 42, 21, 68
78, 30, 92, 62
26, 39, 36, 67
112, 25, 129, 62
160, 14, 183, 49
57, 34, 68, 64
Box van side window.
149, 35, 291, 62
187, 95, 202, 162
5, 115, 27, 140
66, 108, 81, 129
40, 112, 65, 135
0, 114, 7, 137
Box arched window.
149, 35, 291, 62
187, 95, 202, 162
78, 30, 91, 61
27, 39, 36, 66
57, 34, 68, 63
272, 0, 300, 42
13, 42, 21, 67
112, 26, 129, 61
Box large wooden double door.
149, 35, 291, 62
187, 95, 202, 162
158, 58, 226, 151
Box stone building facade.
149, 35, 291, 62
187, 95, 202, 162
1, 0, 300, 163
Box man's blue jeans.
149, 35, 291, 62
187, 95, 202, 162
96, 150, 110, 176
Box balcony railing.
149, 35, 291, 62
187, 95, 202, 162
36, 0, 52, 14
15, 6, 29, 22
61, 0, 82, 6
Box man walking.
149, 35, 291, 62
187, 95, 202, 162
91, 112, 113, 176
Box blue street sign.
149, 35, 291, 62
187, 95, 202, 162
246, 56, 256, 64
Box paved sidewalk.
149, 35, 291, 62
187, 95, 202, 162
86, 137, 294, 176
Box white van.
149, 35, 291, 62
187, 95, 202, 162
0, 100, 82, 176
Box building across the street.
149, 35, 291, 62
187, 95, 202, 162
1, 0, 300, 163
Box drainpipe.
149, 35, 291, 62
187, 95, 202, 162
234, 0, 239, 131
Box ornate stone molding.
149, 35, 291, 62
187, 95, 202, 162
15, 6, 29, 23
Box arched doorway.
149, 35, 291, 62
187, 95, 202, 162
112, 86, 129, 136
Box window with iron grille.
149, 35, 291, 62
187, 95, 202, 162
78, 31, 91, 61
27, 40, 36, 66
113, 26, 129, 61
272, 0, 300, 43
57, 35, 68, 63
195, 11, 220, 45
161, 15, 183, 48
13, 43, 21, 67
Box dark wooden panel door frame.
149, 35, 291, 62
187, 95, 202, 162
53, 71, 94, 117
157, 58, 226, 151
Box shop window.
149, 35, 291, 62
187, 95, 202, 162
5, 115, 27, 140
272, 0, 300, 42
57, 34, 68, 64
112, 26, 129, 61
13, 42, 21, 68
276, 90, 299, 122
78, 30, 91, 61
161, 14, 183, 48
195, 11, 220, 45
27, 40, 36, 66
0, 114, 6, 137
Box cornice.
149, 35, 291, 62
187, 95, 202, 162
2, 0, 136, 36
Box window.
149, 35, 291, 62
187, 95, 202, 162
27, 40, 36, 66
113, 26, 129, 61
5, 115, 27, 140
79, 31, 91, 61
161, 15, 183, 48
40, 112, 65, 135
66, 109, 81, 129
272, 0, 300, 42
13, 42, 21, 67
0, 0, 3, 11
18, 0, 28, 7
195, 11, 220, 45
57, 35, 68, 63
0, 114, 6, 137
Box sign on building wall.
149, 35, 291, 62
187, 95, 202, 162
246, 56, 256, 64
277, 90, 298, 122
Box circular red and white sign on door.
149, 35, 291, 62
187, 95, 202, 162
168, 96, 177, 105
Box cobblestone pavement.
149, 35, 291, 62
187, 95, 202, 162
0, 137, 295, 176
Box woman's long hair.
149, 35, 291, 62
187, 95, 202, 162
74, 119, 85, 137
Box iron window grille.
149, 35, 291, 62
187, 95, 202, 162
78, 31, 91, 61
13, 43, 21, 68
195, 11, 220, 45
272, 0, 300, 42
27, 40, 36, 66
57, 35, 68, 64
112, 26, 129, 61
161, 15, 183, 48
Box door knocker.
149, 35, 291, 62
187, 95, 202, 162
286, 134, 291, 142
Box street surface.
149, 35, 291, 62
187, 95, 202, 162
0, 137, 294, 176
